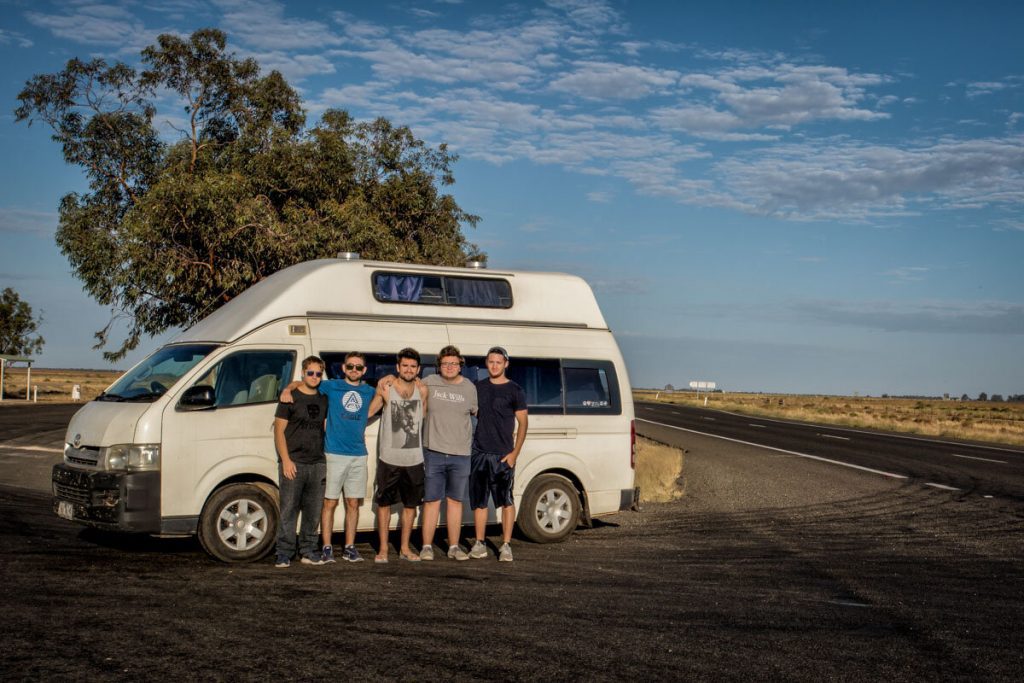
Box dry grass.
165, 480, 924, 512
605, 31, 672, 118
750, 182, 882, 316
635, 390, 1024, 447
635, 436, 685, 503
0, 367, 122, 404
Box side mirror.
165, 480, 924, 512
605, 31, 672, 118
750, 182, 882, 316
178, 385, 216, 411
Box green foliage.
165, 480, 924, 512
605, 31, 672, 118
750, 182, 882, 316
0, 288, 45, 356
15, 28, 481, 361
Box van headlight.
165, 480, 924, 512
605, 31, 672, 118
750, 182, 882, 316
99, 444, 160, 472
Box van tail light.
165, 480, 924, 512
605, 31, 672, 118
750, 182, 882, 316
630, 419, 636, 469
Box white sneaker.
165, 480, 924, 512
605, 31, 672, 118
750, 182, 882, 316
498, 543, 513, 562
468, 540, 488, 559
419, 544, 435, 561
447, 544, 469, 561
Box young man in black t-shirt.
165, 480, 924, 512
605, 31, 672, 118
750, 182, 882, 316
468, 346, 528, 562
273, 355, 330, 567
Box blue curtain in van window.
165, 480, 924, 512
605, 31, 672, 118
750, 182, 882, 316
447, 278, 501, 307
375, 275, 424, 302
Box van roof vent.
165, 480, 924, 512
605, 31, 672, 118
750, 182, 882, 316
466, 260, 487, 269
336, 252, 361, 261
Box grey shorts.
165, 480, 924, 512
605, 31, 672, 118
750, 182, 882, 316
325, 453, 368, 500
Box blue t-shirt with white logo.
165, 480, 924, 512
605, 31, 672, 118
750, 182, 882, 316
319, 379, 376, 456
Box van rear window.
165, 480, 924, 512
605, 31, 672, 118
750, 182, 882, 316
373, 272, 512, 309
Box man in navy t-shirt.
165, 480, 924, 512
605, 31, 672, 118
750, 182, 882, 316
468, 346, 528, 562
282, 351, 383, 563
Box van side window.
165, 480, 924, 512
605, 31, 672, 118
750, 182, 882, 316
373, 272, 512, 309
563, 361, 619, 415
464, 356, 563, 415
321, 352, 437, 389
191, 350, 295, 407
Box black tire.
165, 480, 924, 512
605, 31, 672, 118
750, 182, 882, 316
517, 474, 581, 543
198, 483, 279, 563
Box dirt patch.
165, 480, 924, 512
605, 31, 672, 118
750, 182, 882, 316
0, 368, 121, 402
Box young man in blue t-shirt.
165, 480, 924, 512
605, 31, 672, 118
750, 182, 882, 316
282, 351, 383, 563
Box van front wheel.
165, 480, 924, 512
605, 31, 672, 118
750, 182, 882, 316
518, 474, 581, 543
198, 483, 278, 563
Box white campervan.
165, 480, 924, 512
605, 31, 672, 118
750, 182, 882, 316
53, 257, 638, 562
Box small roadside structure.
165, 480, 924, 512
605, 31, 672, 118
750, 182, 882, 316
0, 354, 35, 402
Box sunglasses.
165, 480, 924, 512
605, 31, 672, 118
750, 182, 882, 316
305, 370, 323, 377
344, 363, 366, 371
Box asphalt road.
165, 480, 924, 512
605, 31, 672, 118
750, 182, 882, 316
1, 402, 1023, 680
637, 400, 1024, 501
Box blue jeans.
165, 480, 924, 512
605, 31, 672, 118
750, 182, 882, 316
423, 448, 471, 502
276, 461, 326, 558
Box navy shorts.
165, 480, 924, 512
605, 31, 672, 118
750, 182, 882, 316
374, 460, 425, 508
469, 448, 515, 510
423, 448, 471, 502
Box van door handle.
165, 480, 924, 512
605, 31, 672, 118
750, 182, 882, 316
525, 428, 577, 439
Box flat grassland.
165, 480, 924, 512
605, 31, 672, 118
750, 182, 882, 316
0, 367, 122, 403
635, 390, 1024, 447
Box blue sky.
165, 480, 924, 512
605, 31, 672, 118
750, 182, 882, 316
1, 0, 1022, 397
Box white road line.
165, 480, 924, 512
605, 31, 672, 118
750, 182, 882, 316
0, 444, 63, 454
748, 423, 766, 428
925, 482, 961, 491
637, 418, 909, 480
702, 417, 716, 421
950, 453, 1006, 464
705, 408, 1024, 455
818, 434, 851, 441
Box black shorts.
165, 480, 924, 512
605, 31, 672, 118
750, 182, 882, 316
374, 460, 425, 508
469, 449, 515, 510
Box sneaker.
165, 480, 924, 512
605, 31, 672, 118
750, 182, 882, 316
342, 545, 364, 563
322, 545, 336, 564
300, 551, 325, 565
420, 544, 435, 561
447, 544, 469, 561
468, 540, 488, 559
498, 543, 513, 562
274, 553, 291, 568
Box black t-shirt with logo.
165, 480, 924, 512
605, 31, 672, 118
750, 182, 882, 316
275, 391, 328, 464
473, 379, 528, 455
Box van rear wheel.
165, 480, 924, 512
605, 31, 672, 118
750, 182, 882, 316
198, 483, 278, 563
518, 474, 581, 543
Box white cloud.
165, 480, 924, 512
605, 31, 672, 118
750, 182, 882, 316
213, 0, 344, 51
25, 3, 151, 47
710, 136, 1024, 220
549, 61, 679, 99
0, 208, 59, 236
586, 190, 612, 203
793, 300, 1024, 334
0, 28, 34, 48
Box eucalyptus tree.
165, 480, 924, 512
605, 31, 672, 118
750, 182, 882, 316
16, 28, 480, 361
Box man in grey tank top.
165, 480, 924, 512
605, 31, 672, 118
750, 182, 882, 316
373, 348, 428, 563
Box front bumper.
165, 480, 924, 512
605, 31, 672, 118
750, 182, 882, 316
52, 463, 160, 533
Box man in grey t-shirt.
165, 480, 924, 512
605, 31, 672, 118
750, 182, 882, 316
419, 345, 478, 561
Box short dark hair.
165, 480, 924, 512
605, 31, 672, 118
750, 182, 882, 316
438, 345, 462, 363
344, 351, 365, 363
301, 355, 325, 370
397, 347, 420, 365
487, 346, 509, 361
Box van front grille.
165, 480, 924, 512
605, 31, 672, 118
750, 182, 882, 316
54, 482, 91, 505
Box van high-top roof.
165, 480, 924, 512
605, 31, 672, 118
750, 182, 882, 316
173, 258, 609, 344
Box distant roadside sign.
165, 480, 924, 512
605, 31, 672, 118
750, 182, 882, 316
689, 381, 716, 390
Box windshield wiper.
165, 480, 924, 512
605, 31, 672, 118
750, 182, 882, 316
96, 392, 126, 402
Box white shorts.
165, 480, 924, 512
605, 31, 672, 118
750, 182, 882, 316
325, 454, 368, 500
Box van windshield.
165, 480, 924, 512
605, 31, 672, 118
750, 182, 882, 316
99, 344, 218, 402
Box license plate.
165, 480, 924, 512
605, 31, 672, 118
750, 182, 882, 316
57, 501, 74, 520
